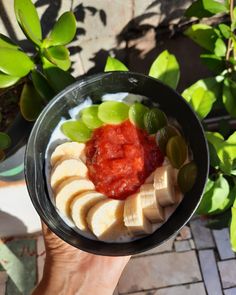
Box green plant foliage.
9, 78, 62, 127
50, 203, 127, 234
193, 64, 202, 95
206, 132, 236, 174
0, 34, 19, 49
14, 0, 42, 46
197, 175, 230, 215
104, 56, 128, 72
214, 38, 227, 57
207, 210, 232, 229
202, 0, 228, 14
223, 78, 236, 118
188, 87, 216, 120
0, 132, 11, 150
148, 50, 180, 89
20, 83, 45, 121
44, 46, 71, 71
46, 12, 76, 47
218, 24, 231, 39
31, 70, 55, 102
185, 0, 213, 18
200, 54, 225, 73
182, 77, 222, 102
184, 24, 219, 52
231, 205, 236, 251
0, 72, 20, 88
0, 48, 34, 77
42, 58, 75, 93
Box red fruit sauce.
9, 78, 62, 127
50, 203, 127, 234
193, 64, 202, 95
85, 120, 164, 200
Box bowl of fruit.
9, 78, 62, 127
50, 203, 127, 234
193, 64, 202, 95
25, 71, 209, 256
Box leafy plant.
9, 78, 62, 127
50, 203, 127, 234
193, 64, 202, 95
0, 0, 77, 160
104, 0, 236, 250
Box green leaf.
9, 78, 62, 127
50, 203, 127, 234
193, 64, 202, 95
223, 78, 236, 118
185, 0, 213, 18
197, 175, 230, 215
0, 72, 20, 88
0, 48, 34, 77
61, 120, 92, 143
202, 0, 228, 14
182, 76, 222, 102
200, 54, 225, 73
14, 0, 42, 45
0, 132, 11, 150
42, 58, 75, 93
230, 207, 236, 251
206, 131, 236, 174
31, 70, 55, 102
184, 24, 219, 51
44, 46, 71, 70
149, 50, 180, 89
207, 210, 231, 229
46, 12, 76, 46
0, 34, 18, 49
208, 141, 220, 167
218, 24, 231, 39
20, 83, 45, 121
189, 87, 216, 120
104, 56, 128, 72
214, 38, 227, 57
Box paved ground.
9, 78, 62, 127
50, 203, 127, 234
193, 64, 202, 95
0, 210, 236, 294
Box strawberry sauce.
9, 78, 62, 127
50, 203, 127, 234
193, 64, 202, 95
85, 120, 164, 200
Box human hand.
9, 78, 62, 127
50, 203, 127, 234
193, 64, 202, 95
32, 223, 130, 295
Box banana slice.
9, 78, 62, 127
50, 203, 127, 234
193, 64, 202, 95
124, 193, 152, 235
87, 199, 128, 241
154, 165, 176, 207
51, 158, 88, 190
55, 177, 95, 217
71, 191, 106, 232
144, 172, 154, 184
51, 142, 86, 166
140, 183, 164, 223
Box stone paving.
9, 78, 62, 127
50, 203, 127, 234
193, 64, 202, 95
0, 208, 236, 294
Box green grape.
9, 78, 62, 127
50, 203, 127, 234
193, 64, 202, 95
80, 105, 103, 129
98, 101, 129, 124
156, 125, 180, 154
178, 161, 197, 193
129, 102, 149, 129
61, 120, 92, 143
144, 108, 167, 134
166, 135, 188, 169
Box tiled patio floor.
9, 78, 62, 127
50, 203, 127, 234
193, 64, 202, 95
0, 216, 236, 294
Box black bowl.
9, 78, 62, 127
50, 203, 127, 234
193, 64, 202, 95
25, 72, 209, 256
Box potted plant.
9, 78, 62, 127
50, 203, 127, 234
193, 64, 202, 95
103, 0, 236, 251
0, 0, 76, 180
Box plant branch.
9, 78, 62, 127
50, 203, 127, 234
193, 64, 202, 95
226, 0, 235, 62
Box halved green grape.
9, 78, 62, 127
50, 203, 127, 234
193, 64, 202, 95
129, 102, 149, 129
178, 161, 197, 193
156, 125, 180, 154
80, 105, 103, 129
98, 101, 129, 124
61, 120, 92, 143
144, 108, 167, 134
166, 135, 187, 168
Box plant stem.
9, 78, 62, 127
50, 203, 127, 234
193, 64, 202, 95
226, 0, 235, 62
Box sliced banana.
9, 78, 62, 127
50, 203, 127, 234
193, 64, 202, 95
124, 193, 152, 235
144, 172, 154, 184
154, 165, 176, 207
50, 158, 88, 190
55, 177, 95, 217
140, 183, 164, 223
51, 142, 86, 166
71, 191, 106, 232
87, 199, 128, 241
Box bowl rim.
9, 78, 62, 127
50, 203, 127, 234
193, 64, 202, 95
24, 71, 209, 256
